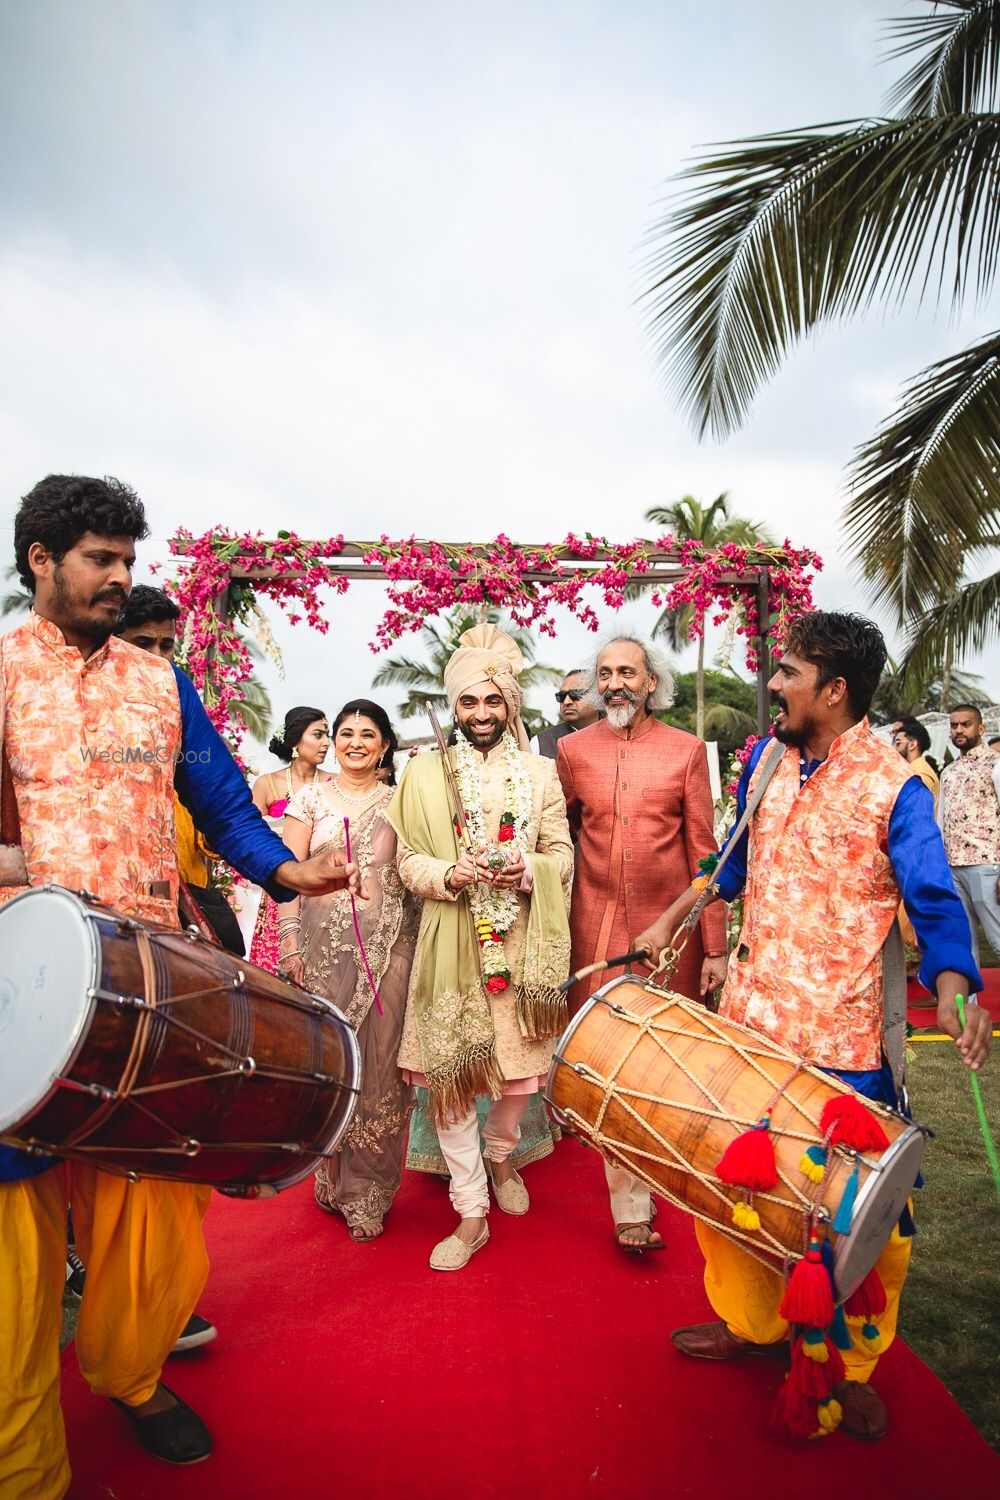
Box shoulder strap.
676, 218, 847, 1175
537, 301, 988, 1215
881, 918, 907, 1092
677, 736, 785, 939
710, 736, 785, 894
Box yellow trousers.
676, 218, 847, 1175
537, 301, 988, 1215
696, 1216, 913, 1383
0, 1165, 210, 1500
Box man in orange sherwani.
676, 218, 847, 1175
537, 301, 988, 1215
557, 634, 726, 1252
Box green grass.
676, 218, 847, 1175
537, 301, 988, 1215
901, 1040, 1000, 1450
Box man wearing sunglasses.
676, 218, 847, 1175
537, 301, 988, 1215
532, 671, 602, 759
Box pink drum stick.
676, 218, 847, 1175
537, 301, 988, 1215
344, 817, 383, 1016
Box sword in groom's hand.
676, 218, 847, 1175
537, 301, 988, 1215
427, 703, 479, 883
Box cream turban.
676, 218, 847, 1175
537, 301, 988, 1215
443, 623, 530, 751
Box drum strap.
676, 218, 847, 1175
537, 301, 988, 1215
677, 737, 787, 942
882, 917, 907, 1094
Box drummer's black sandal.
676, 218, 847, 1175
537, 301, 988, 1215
110, 1383, 212, 1464
614, 1222, 665, 1253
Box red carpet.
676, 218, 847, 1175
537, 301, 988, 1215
60, 1139, 998, 1499
908, 966, 1000, 1027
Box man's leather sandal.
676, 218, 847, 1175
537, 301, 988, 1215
670, 1320, 788, 1361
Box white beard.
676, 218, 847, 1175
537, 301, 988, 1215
604, 701, 640, 731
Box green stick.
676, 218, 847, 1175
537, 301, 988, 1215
956, 995, 1000, 1202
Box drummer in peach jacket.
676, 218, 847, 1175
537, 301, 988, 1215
637, 610, 990, 1443
0, 475, 359, 1497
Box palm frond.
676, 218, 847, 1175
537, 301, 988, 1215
231, 675, 273, 744
899, 568, 1000, 691
370, 655, 442, 689
843, 328, 1000, 617
641, 114, 1000, 437
520, 664, 565, 687
703, 702, 756, 740
397, 689, 450, 722
884, 1, 1000, 116
651, 604, 694, 651
1, 565, 31, 619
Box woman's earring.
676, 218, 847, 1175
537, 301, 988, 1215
378, 751, 386, 767
291, 747, 299, 759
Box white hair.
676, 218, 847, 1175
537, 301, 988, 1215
583, 633, 676, 712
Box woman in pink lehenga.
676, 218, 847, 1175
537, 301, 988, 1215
248, 705, 332, 972
279, 700, 416, 1242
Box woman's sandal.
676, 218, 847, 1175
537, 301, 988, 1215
614, 1221, 665, 1254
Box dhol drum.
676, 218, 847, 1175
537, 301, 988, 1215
0, 885, 360, 1192
546, 977, 924, 1300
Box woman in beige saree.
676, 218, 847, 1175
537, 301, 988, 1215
280, 700, 417, 1240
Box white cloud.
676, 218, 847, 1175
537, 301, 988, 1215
2, 0, 999, 725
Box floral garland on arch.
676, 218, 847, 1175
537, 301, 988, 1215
166, 527, 821, 752
164, 528, 349, 748
452, 731, 533, 994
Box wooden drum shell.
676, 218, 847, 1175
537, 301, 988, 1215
546, 977, 922, 1297
1, 888, 359, 1191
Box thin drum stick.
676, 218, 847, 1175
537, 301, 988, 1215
344, 816, 383, 1017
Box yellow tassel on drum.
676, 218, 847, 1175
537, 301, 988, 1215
731, 1199, 761, 1231
816, 1397, 842, 1434
799, 1145, 827, 1184
802, 1328, 829, 1363
858, 1321, 886, 1354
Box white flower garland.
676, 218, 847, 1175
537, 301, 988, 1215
453, 731, 533, 990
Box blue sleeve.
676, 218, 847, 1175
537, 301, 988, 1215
889, 777, 982, 995
171, 667, 295, 903
0, 1144, 57, 1182
714, 738, 772, 903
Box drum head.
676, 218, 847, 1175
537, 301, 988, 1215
832, 1124, 925, 1300
0, 887, 98, 1134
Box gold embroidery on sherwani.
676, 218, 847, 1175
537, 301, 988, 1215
388, 740, 574, 1124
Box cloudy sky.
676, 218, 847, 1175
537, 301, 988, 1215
2, 0, 997, 756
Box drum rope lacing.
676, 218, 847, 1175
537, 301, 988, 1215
31, 924, 354, 1169
557, 992, 882, 1272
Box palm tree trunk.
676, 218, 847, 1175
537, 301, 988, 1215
696, 633, 705, 739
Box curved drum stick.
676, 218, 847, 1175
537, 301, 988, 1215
344, 816, 383, 1016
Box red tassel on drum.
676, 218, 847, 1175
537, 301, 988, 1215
819, 1094, 890, 1153
716, 1115, 778, 1192
773, 1380, 826, 1441
788, 1334, 845, 1399
779, 1238, 835, 1328
844, 1266, 887, 1319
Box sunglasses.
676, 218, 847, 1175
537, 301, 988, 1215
555, 689, 586, 703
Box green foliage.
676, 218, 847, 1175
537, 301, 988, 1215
638, 495, 771, 739
1, 565, 31, 619
639, 0, 1000, 697
660, 668, 756, 755
871, 656, 991, 722
903, 1042, 1000, 1451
